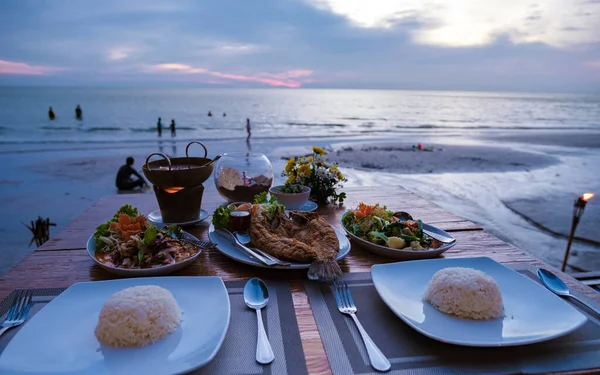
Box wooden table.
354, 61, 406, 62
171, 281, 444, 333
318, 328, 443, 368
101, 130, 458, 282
1, 185, 599, 375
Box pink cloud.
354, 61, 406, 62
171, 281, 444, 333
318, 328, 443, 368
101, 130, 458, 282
586, 61, 600, 70
0, 60, 59, 75
150, 63, 313, 87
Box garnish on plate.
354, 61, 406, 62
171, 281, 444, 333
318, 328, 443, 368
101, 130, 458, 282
93, 204, 198, 269
342, 203, 432, 250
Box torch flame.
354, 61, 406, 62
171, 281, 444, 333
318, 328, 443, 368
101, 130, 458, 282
164, 187, 184, 194
582, 193, 594, 202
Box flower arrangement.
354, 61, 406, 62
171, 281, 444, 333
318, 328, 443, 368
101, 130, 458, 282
282, 146, 347, 204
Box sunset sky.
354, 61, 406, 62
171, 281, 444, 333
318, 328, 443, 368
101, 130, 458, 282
1, 0, 599, 92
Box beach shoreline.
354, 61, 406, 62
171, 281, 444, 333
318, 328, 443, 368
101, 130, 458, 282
2, 130, 598, 276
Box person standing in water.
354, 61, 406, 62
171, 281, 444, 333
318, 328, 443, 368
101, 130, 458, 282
170, 119, 176, 137
207, 111, 212, 117
246, 118, 251, 140
48, 107, 55, 120
157, 117, 163, 137
75, 105, 82, 120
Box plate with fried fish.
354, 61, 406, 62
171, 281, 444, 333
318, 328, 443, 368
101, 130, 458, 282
208, 205, 350, 281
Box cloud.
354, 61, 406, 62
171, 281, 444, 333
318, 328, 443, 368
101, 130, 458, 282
150, 63, 313, 87
308, 0, 600, 47
586, 61, 600, 69
0, 0, 598, 91
107, 47, 139, 61
0, 60, 60, 75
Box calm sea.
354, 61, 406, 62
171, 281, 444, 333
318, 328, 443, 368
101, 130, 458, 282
0, 88, 599, 147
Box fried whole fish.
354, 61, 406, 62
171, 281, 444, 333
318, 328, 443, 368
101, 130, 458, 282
249, 205, 342, 282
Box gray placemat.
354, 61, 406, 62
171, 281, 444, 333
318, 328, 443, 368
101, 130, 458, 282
0, 280, 308, 375
305, 264, 600, 375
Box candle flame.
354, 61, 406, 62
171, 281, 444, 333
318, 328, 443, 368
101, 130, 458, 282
164, 187, 184, 194
582, 193, 594, 202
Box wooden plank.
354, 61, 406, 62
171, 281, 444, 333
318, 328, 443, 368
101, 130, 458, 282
37, 187, 480, 251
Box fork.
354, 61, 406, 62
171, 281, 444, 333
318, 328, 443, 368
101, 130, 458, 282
333, 281, 391, 372
0, 290, 33, 338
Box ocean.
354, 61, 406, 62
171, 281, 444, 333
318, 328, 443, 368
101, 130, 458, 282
0, 87, 599, 275
1, 88, 599, 149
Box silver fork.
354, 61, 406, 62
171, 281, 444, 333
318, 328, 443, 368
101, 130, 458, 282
0, 290, 33, 338
333, 281, 390, 372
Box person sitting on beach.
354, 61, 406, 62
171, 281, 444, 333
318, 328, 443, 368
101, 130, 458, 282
170, 119, 176, 137
157, 117, 162, 137
48, 106, 55, 120
75, 105, 82, 120
115, 157, 146, 190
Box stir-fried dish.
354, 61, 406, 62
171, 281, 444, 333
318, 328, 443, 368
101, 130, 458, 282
93, 205, 199, 269
342, 203, 434, 250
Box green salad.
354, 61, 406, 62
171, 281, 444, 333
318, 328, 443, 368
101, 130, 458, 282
341, 203, 431, 250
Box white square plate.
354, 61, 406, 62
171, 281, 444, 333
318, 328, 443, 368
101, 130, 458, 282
0, 276, 230, 374
371, 257, 587, 347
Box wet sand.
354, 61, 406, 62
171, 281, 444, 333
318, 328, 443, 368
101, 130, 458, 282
331, 144, 559, 174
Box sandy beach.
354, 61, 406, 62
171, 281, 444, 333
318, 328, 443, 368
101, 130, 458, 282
1, 128, 599, 276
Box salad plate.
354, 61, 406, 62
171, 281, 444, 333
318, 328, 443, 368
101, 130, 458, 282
341, 204, 456, 260
88, 205, 203, 277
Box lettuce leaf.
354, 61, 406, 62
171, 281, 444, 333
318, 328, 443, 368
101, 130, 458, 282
212, 204, 232, 228
143, 226, 158, 245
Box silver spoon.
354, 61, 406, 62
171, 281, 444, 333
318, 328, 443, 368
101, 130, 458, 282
244, 278, 275, 364
537, 268, 600, 315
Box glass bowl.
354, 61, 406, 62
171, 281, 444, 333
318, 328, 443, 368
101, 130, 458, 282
213, 152, 274, 203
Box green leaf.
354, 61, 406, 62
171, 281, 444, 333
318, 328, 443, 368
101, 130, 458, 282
112, 204, 139, 220
143, 226, 158, 245
254, 192, 269, 204
137, 249, 144, 264
212, 204, 232, 228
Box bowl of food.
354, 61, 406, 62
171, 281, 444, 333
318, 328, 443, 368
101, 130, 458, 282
269, 185, 311, 210
88, 204, 203, 277
341, 202, 456, 260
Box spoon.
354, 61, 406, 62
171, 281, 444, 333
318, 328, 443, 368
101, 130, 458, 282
203, 154, 222, 167
244, 278, 275, 364
537, 268, 600, 315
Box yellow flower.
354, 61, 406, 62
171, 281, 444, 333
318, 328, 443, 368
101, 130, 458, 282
285, 158, 296, 174
286, 175, 296, 184
312, 146, 326, 155
308, 156, 315, 163
337, 172, 345, 180
329, 165, 339, 172
298, 164, 311, 176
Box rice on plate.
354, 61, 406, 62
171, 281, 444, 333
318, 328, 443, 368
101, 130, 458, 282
95, 285, 182, 347
423, 267, 504, 320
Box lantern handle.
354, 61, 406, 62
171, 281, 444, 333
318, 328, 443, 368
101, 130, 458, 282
185, 141, 208, 159
144, 153, 172, 171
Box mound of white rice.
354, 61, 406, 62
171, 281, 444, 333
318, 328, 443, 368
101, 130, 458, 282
95, 285, 181, 347
423, 267, 504, 320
